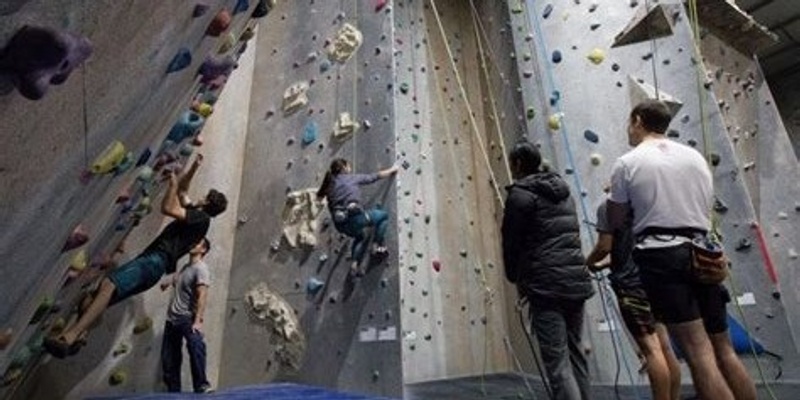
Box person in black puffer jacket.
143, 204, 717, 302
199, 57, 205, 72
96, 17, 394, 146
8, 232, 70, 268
502, 141, 594, 400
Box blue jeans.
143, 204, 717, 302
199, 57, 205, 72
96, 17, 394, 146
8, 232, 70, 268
161, 316, 209, 393
336, 207, 389, 263
108, 251, 168, 305
529, 297, 590, 400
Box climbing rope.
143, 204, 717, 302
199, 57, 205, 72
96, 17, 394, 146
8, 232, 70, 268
521, 2, 644, 398
427, 0, 506, 208
685, 2, 779, 399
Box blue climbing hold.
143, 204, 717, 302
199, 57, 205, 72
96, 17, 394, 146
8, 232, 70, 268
166, 47, 192, 73
583, 130, 599, 143
549, 90, 560, 106
302, 121, 318, 146
306, 277, 324, 295
167, 111, 205, 143
542, 4, 553, 19
233, 0, 249, 15
192, 4, 209, 18
320, 59, 331, 73
552, 50, 562, 64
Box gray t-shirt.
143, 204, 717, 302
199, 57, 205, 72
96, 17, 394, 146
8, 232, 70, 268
595, 202, 640, 289
609, 138, 712, 235
167, 261, 210, 322
328, 173, 380, 211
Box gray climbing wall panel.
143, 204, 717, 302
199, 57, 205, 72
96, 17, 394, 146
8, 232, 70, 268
218, 0, 402, 396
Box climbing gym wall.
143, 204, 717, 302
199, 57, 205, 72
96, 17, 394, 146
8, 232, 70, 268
507, 0, 800, 387
217, 0, 403, 396
1, 0, 261, 398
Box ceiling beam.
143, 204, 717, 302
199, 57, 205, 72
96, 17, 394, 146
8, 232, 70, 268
768, 15, 800, 31
744, 0, 774, 14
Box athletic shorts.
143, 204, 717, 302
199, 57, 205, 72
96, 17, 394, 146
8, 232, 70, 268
632, 242, 730, 334
107, 251, 168, 305
613, 286, 656, 338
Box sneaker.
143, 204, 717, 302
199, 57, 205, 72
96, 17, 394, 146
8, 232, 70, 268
197, 385, 215, 394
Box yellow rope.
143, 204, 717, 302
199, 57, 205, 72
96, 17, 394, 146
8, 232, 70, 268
428, 0, 506, 208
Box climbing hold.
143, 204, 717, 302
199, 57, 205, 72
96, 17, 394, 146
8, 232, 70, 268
588, 2, 598, 12
526, 107, 536, 120
590, 23, 601, 31
109, 370, 127, 386
713, 197, 728, 213
166, 47, 192, 73
628, 76, 683, 116
198, 54, 236, 84
240, 26, 256, 42
133, 316, 153, 334
400, 82, 410, 94
252, 0, 272, 18
666, 129, 679, 138
282, 81, 310, 115
206, 9, 232, 37
362, 119, 372, 130
432, 259, 441, 272
778, 212, 788, 220
687, 139, 697, 147
319, 59, 331, 73
709, 153, 720, 167
306, 278, 324, 295
327, 23, 363, 64
375, 0, 388, 12
459, 250, 468, 257
542, 4, 553, 19
302, 121, 318, 146
372, 370, 381, 381
192, 3, 209, 17
233, 0, 249, 15
112, 342, 130, 357
789, 249, 798, 260
587, 48, 605, 65
735, 238, 752, 251
552, 50, 562, 64
590, 153, 602, 166
218, 32, 237, 54
29, 298, 54, 324
549, 91, 561, 106
91, 140, 127, 174
137, 166, 154, 182
69, 249, 88, 271
62, 225, 89, 252
583, 129, 599, 143
179, 143, 194, 157
548, 113, 562, 131
0, 25, 93, 100
743, 162, 755, 171
167, 111, 205, 143
333, 112, 358, 140
612, 4, 676, 48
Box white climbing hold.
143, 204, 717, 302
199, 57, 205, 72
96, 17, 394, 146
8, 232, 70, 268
282, 81, 309, 115
789, 248, 798, 260
590, 153, 602, 166
328, 23, 363, 64
548, 113, 563, 131
244, 282, 305, 370
333, 112, 359, 140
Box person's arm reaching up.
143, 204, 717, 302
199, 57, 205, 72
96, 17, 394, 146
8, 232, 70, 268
178, 154, 203, 207
161, 171, 187, 220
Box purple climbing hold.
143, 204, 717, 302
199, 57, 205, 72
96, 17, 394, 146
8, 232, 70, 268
542, 4, 553, 19
192, 3, 209, 17
198, 55, 237, 84
166, 47, 192, 73
167, 111, 205, 143
0, 25, 93, 100
583, 130, 599, 143
233, 0, 249, 15
62, 225, 89, 252
552, 50, 562, 64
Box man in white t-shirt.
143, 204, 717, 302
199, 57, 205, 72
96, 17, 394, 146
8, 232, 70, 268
608, 100, 755, 400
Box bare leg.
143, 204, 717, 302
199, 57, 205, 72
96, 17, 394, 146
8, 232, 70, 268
59, 278, 116, 345
710, 331, 756, 400
655, 323, 682, 400
637, 332, 673, 400
669, 320, 733, 400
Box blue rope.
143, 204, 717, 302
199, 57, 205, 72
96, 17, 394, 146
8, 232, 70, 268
524, 1, 643, 397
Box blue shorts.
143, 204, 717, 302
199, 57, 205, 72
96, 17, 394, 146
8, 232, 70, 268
108, 251, 169, 305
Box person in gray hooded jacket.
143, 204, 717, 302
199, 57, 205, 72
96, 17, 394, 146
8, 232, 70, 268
502, 141, 594, 400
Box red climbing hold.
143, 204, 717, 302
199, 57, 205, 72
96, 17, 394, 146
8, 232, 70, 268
432, 259, 441, 272
375, 0, 389, 12
206, 9, 231, 37
62, 225, 89, 252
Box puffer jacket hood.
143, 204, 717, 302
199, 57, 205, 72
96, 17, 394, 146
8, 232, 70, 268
510, 172, 571, 203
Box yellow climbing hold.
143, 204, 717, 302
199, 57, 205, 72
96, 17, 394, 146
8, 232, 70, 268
133, 316, 153, 334
548, 113, 563, 131
587, 48, 605, 65
69, 249, 88, 271
218, 32, 236, 54
590, 153, 603, 166
109, 369, 127, 386
49, 317, 66, 336
91, 140, 126, 174
195, 102, 214, 118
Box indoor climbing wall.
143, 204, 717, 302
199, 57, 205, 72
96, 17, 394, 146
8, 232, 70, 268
1, 0, 261, 398
506, 0, 800, 386
393, 0, 520, 385
217, 0, 403, 396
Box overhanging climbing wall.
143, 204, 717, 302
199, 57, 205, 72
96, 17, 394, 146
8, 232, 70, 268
505, 0, 800, 385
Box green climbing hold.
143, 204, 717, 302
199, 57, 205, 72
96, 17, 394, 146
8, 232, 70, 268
109, 370, 127, 386
526, 107, 536, 120
132, 316, 153, 334
400, 82, 410, 94
29, 297, 53, 324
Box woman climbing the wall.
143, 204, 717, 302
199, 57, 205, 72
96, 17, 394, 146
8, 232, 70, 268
317, 158, 398, 277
